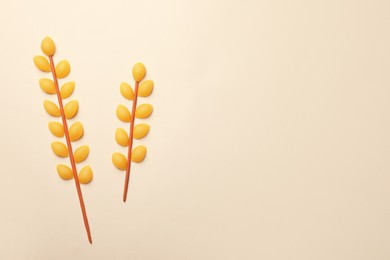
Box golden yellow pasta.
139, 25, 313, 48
132, 62, 146, 82
56, 60, 70, 79
74, 145, 89, 163
57, 164, 73, 180
64, 100, 79, 119
79, 165, 93, 184
112, 152, 127, 170
133, 124, 150, 139
116, 105, 131, 122
48, 122, 64, 137
120, 82, 134, 100
34, 36, 93, 243
138, 80, 154, 97
51, 141, 68, 157
131, 145, 147, 163
60, 82, 75, 99
135, 104, 153, 119
69, 122, 84, 141
41, 37, 56, 56
115, 128, 129, 147
43, 100, 61, 117
33, 56, 51, 72
113, 62, 154, 202
39, 78, 56, 94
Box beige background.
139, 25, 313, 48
1, 0, 390, 259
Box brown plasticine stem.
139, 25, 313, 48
48, 56, 92, 244
123, 81, 139, 202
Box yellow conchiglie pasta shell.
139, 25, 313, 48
112, 152, 127, 170
132, 62, 146, 82
120, 82, 134, 100
133, 124, 150, 139
51, 141, 68, 158
115, 128, 129, 147
69, 121, 84, 141
48, 121, 64, 137
74, 145, 89, 163
138, 80, 154, 97
33, 56, 51, 72
60, 82, 75, 99
41, 37, 56, 56
56, 60, 70, 79
116, 105, 131, 122
64, 100, 78, 119
132, 145, 147, 163
39, 78, 56, 94
135, 104, 153, 119
79, 165, 93, 184
43, 100, 60, 117
56, 164, 73, 180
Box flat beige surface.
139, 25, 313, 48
1, 0, 390, 259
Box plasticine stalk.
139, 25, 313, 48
112, 62, 154, 202
123, 81, 139, 202
48, 56, 92, 244
34, 37, 93, 244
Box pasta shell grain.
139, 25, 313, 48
48, 121, 64, 137
41, 37, 56, 56
57, 164, 73, 180
120, 82, 134, 100
112, 152, 127, 170
79, 165, 93, 184
56, 60, 70, 79
60, 82, 75, 99
64, 100, 79, 119
138, 80, 154, 97
135, 104, 153, 119
33, 56, 51, 72
115, 128, 129, 147
43, 100, 60, 117
69, 121, 84, 142
131, 145, 147, 163
133, 124, 150, 139
116, 105, 131, 122
51, 141, 68, 158
39, 78, 56, 94
74, 145, 89, 163
132, 63, 146, 82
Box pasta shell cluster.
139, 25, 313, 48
34, 37, 93, 184
112, 63, 154, 171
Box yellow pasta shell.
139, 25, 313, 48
51, 141, 68, 158
56, 60, 70, 79
120, 82, 134, 100
135, 104, 153, 119
112, 152, 127, 170
133, 124, 150, 139
132, 62, 146, 82
43, 100, 60, 117
33, 56, 51, 72
39, 78, 56, 94
48, 121, 64, 137
115, 128, 129, 146
41, 37, 56, 56
56, 164, 73, 180
69, 121, 84, 142
138, 80, 154, 97
64, 100, 78, 119
116, 105, 131, 122
132, 145, 147, 163
60, 82, 75, 99
79, 165, 93, 184
74, 145, 89, 163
